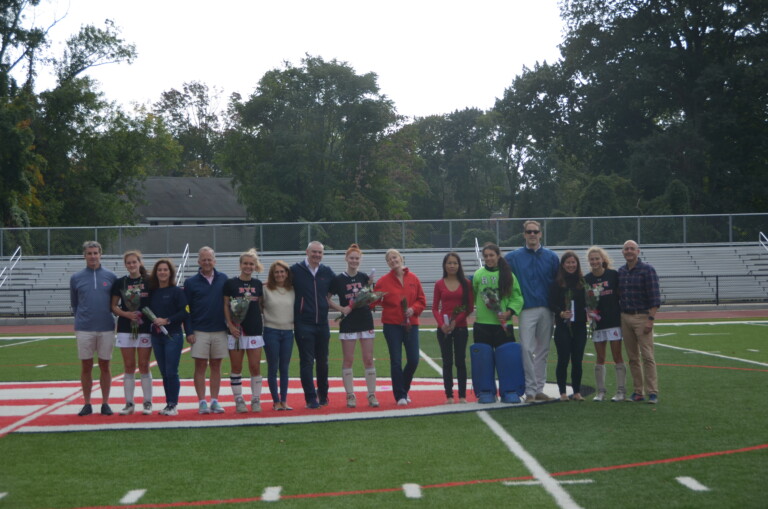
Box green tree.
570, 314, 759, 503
221, 55, 400, 222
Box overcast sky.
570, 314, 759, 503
28, 0, 565, 119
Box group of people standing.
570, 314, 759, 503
70, 220, 661, 417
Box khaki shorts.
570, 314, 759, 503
76, 331, 115, 360
191, 330, 228, 359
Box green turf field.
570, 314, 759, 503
1, 321, 767, 508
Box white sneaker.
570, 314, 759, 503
593, 392, 606, 402
367, 394, 380, 408
210, 400, 225, 414
346, 393, 357, 408
235, 397, 248, 413
119, 402, 135, 415
611, 392, 626, 402
397, 398, 408, 406
142, 402, 152, 415
198, 401, 211, 414
162, 405, 178, 416
250, 399, 261, 413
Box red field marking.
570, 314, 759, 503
67, 443, 768, 509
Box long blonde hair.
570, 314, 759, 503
586, 246, 613, 270
240, 248, 264, 273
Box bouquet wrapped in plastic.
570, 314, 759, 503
584, 282, 602, 330
141, 306, 169, 337
334, 286, 386, 322
120, 287, 143, 339
481, 287, 510, 335
229, 296, 251, 349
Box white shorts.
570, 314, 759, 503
116, 333, 152, 349
76, 331, 115, 360
592, 327, 622, 343
339, 330, 375, 341
228, 335, 265, 350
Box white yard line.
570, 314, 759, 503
261, 486, 282, 502
477, 411, 583, 509
119, 489, 147, 504
0, 337, 63, 348
419, 349, 444, 375
676, 476, 710, 492
503, 480, 594, 486
402, 483, 422, 499
655, 343, 768, 367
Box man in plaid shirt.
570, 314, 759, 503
618, 240, 661, 404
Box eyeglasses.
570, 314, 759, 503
525, 230, 540, 235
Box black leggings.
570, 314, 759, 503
554, 322, 587, 394
437, 327, 468, 398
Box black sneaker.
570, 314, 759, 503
78, 404, 93, 417
101, 404, 113, 416
319, 398, 329, 407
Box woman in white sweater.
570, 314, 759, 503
261, 261, 296, 410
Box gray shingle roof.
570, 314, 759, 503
136, 177, 247, 222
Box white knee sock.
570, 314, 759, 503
230, 373, 243, 398
140, 372, 153, 403
365, 367, 377, 395
342, 368, 354, 394
615, 363, 627, 393
594, 364, 606, 393
250, 375, 262, 402
123, 374, 135, 404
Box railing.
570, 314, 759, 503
760, 232, 768, 252
175, 243, 190, 286
2, 274, 766, 318
0, 246, 21, 288
1, 213, 766, 256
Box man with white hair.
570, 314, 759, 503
184, 246, 229, 414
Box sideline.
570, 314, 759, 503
655, 342, 768, 368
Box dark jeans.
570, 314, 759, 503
383, 324, 420, 402
263, 327, 293, 403
437, 327, 468, 398
151, 332, 183, 405
294, 322, 330, 403
554, 322, 588, 394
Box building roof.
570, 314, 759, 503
136, 177, 247, 222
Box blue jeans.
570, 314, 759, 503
151, 332, 183, 405
263, 327, 294, 403
383, 324, 420, 402
294, 322, 330, 403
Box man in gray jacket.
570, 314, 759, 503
70, 241, 117, 416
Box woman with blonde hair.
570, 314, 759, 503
328, 244, 379, 408
111, 250, 154, 415
261, 260, 295, 410
373, 249, 426, 406
585, 246, 626, 402
224, 249, 265, 413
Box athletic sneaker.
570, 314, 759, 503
78, 404, 93, 417
142, 402, 153, 415
100, 404, 113, 416
628, 392, 645, 402
210, 400, 225, 414
119, 402, 135, 415
235, 397, 248, 414
251, 399, 261, 413
397, 398, 408, 406
367, 394, 380, 408
593, 392, 606, 402
319, 397, 329, 407
198, 400, 211, 414
611, 392, 626, 402
648, 394, 658, 404
165, 405, 178, 416
346, 393, 357, 408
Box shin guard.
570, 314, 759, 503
495, 342, 525, 403
470, 343, 497, 403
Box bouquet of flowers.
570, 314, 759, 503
121, 286, 143, 340
481, 287, 510, 335
334, 286, 386, 322
229, 296, 251, 350
583, 281, 602, 330
442, 305, 467, 332
141, 306, 169, 337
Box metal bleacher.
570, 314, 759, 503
1, 245, 767, 318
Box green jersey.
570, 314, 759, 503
472, 266, 524, 325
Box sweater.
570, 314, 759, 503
183, 269, 228, 332
262, 286, 295, 330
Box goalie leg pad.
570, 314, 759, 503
495, 342, 525, 403
470, 343, 497, 403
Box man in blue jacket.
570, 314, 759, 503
291, 241, 336, 409
184, 247, 228, 414
505, 220, 559, 403
70, 241, 117, 416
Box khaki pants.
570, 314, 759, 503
621, 313, 658, 396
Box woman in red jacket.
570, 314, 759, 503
374, 249, 426, 406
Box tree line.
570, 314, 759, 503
2, 0, 766, 237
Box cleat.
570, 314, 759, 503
235, 397, 248, 413
210, 400, 224, 414
119, 402, 135, 415
142, 402, 153, 415
367, 394, 380, 408
250, 399, 261, 413
346, 393, 357, 408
